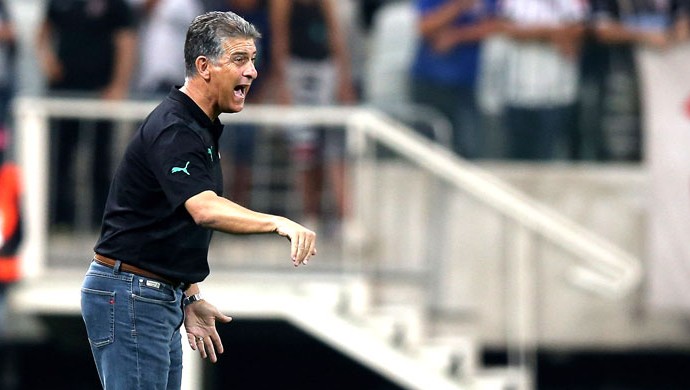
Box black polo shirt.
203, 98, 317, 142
94, 88, 224, 284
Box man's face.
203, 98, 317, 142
211, 37, 258, 113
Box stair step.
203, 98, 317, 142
418, 335, 479, 382
359, 304, 426, 350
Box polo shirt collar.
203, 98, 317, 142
168, 86, 224, 140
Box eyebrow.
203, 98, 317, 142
228, 49, 257, 59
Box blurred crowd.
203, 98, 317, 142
410, 0, 689, 161
0, 0, 688, 232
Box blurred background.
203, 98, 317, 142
1, 0, 690, 389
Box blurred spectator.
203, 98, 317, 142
269, 0, 357, 228
499, 0, 588, 160
575, 20, 609, 160
586, 0, 690, 161
0, 0, 15, 132
130, 0, 204, 98
212, 0, 271, 207
0, 133, 21, 339
410, 0, 502, 158
359, 0, 389, 33
0, 1, 19, 342
35, 0, 137, 230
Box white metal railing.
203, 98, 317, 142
347, 110, 643, 298
13, 95, 641, 294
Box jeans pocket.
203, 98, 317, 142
81, 287, 115, 348
132, 278, 177, 305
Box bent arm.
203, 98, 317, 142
102, 28, 137, 100
594, 19, 670, 48
268, 0, 292, 104
418, 0, 476, 38
185, 190, 280, 234
184, 190, 316, 266
35, 20, 62, 83
322, 0, 357, 103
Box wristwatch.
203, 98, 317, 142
183, 293, 203, 307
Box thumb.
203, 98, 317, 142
216, 313, 233, 324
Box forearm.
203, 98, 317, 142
36, 22, 58, 75
268, 0, 292, 103
185, 190, 281, 235
418, 0, 475, 37
444, 21, 499, 45
594, 22, 647, 44
109, 29, 137, 95
508, 22, 584, 47
268, 0, 290, 77
506, 24, 558, 41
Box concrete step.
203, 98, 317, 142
417, 335, 480, 383
356, 303, 427, 351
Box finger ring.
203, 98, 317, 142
197, 337, 203, 341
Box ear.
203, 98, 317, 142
195, 56, 212, 80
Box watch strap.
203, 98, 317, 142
183, 293, 203, 307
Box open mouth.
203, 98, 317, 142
234, 84, 249, 99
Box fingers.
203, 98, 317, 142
291, 239, 312, 266
290, 238, 299, 265
197, 337, 208, 359
201, 336, 215, 362
209, 333, 223, 362
184, 303, 233, 363
189, 334, 225, 363
292, 241, 316, 267
187, 333, 198, 351
292, 230, 317, 267
276, 217, 317, 267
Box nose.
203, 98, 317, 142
244, 61, 258, 80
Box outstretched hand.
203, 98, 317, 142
274, 217, 317, 267
184, 300, 232, 363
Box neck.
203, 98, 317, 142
180, 80, 218, 121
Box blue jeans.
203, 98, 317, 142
411, 79, 483, 158
504, 105, 574, 160
81, 261, 186, 390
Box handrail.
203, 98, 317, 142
349, 110, 642, 298
13, 96, 641, 298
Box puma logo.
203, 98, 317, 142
171, 161, 190, 175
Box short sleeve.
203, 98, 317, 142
149, 127, 217, 210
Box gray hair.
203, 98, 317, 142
184, 11, 261, 77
